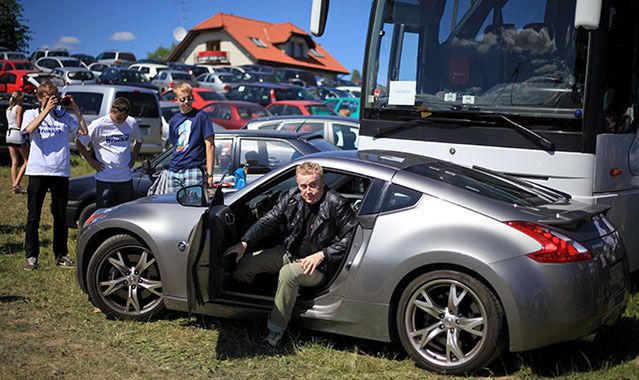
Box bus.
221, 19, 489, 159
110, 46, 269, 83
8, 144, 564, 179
311, 0, 639, 272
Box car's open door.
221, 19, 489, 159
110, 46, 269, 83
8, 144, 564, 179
185, 186, 237, 313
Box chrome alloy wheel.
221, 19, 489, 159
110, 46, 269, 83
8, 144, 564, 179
96, 246, 163, 316
404, 279, 487, 368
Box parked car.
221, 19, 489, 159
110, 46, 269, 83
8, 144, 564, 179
159, 87, 225, 110
226, 83, 316, 107
201, 101, 270, 129
151, 70, 197, 93
246, 115, 359, 150
96, 67, 158, 92
336, 86, 361, 98
87, 62, 111, 77
51, 67, 95, 85
324, 97, 360, 119
196, 72, 241, 93
71, 54, 96, 66
95, 50, 137, 66
29, 48, 69, 62
273, 67, 317, 87
66, 130, 335, 227
75, 149, 629, 375
0, 59, 34, 72
0, 51, 28, 61
129, 63, 169, 81
307, 86, 351, 100
166, 62, 209, 78
60, 84, 163, 154
34, 57, 83, 73
266, 100, 336, 116
0, 70, 38, 94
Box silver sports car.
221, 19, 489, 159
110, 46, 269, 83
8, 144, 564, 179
76, 150, 628, 375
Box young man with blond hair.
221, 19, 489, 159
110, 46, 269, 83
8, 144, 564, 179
76, 97, 143, 209
224, 161, 357, 347
162, 82, 215, 193
21, 80, 88, 270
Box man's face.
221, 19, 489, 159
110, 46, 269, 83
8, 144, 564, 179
175, 89, 194, 114
109, 107, 129, 123
297, 172, 324, 205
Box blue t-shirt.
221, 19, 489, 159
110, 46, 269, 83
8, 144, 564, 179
168, 108, 215, 171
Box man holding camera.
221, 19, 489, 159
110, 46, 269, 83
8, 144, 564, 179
76, 97, 143, 210
21, 80, 88, 270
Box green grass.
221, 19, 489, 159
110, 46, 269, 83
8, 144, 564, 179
1, 153, 639, 379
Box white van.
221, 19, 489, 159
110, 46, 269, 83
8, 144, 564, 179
60, 84, 163, 153
129, 63, 169, 81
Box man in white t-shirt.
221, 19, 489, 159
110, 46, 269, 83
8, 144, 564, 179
77, 97, 143, 209
21, 80, 88, 270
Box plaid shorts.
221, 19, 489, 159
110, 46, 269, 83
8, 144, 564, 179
166, 167, 205, 194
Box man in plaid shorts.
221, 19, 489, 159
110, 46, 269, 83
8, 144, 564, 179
164, 82, 215, 193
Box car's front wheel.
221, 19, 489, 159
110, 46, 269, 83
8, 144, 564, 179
397, 270, 505, 375
87, 234, 165, 320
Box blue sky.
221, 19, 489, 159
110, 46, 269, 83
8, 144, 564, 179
23, 0, 371, 76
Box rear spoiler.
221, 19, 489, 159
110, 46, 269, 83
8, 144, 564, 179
538, 203, 612, 226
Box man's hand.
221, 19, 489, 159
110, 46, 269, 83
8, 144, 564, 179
299, 251, 324, 275
224, 241, 247, 264
44, 96, 57, 114
89, 158, 105, 172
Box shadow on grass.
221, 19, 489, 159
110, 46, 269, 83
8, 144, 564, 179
0, 295, 27, 303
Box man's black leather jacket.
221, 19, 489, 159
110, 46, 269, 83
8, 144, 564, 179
241, 186, 357, 276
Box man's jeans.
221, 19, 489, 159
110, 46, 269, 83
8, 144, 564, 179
96, 180, 134, 209
233, 246, 324, 333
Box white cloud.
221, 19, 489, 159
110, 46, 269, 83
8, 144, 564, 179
110, 31, 136, 41
59, 36, 81, 44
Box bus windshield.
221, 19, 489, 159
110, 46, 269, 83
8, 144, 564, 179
366, 0, 587, 118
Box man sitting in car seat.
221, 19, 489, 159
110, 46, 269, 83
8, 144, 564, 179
223, 161, 357, 347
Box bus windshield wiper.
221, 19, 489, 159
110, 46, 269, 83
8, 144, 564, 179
476, 114, 555, 151
373, 116, 495, 139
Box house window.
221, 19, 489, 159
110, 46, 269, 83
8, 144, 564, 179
309, 48, 324, 58
206, 40, 221, 51
249, 37, 268, 48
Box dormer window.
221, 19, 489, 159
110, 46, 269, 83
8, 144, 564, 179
249, 37, 268, 48
309, 48, 324, 58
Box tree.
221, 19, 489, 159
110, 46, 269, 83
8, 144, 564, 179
146, 43, 176, 62
351, 69, 361, 84
0, 0, 32, 52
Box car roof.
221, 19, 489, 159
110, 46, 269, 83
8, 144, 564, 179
299, 149, 447, 173
232, 82, 299, 89
249, 114, 358, 123
268, 100, 324, 106
214, 130, 323, 140
62, 84, 158, 94
53, 67, 90, 72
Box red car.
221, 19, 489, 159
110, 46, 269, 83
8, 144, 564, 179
0, 60, 34, 72
266, 100, 337, 116
159, 87, 226, 110
201, 101, 271, 129
0, 70, 38, 94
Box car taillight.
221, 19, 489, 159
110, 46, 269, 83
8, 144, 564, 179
168, 81, 174, 88
507, 221, 593, 263
224, 84, 230, 92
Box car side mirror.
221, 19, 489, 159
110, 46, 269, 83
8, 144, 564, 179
177, 185, 207, 207
141, 159, 152, 172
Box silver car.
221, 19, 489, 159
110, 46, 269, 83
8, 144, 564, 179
151, 70, 197, 93
196, 72, 241, 93
50, 67, 95, 85
75, 150, 628, 375
34, 57, 84, 73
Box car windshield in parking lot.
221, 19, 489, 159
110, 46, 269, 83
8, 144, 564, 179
116, 92, 159, 117
61, 59, 82, 67
172, 73, 193, 80
405, 162, 552, 207
121, 70, 148, 83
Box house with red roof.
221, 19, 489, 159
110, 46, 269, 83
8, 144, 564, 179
167, 13, 349, 79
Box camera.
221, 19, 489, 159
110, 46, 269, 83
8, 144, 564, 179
60, 95, 72, 108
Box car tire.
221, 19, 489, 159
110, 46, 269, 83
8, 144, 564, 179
396, 270, 505, 375
87, 234, 165, 320
77, 202, 97, 228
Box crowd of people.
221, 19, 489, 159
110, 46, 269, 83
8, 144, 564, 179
6, 80, 355, 347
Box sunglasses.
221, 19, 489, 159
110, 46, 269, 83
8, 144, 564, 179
112, 106, 130, 113
178, 96, 194, 103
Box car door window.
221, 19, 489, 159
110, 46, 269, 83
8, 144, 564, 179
332, 123, 359, 150
380, 184, 422, 213
212, 105, 231, 120
297, 122, 324, 133
268, 105, 284, 115
285, 105, 303, 115
0, 73, 8, 83
215, 138, 234, 173
240, 139, 300, 174
65, 92, 104, 115
280, 121, 301, 131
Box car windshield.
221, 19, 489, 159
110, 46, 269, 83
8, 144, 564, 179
405, 161, 559, 206
306, 105, 336, 116
116, 92, 159, 118
275, 88, 316, 101
237, 105, 269, 120
172, 73, 193, 80
198, 91, 225, 101
61, 59, 82, 68
367, 0, 587, 118
14, 62, 33, 70
120, 70, 148, 83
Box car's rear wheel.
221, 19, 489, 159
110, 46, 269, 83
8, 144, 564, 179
397, 270, 505, 375
87, 234, 165, 320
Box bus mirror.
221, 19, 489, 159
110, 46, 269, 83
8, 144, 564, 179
574, 0, 602, 30
310, 0, 330, 36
